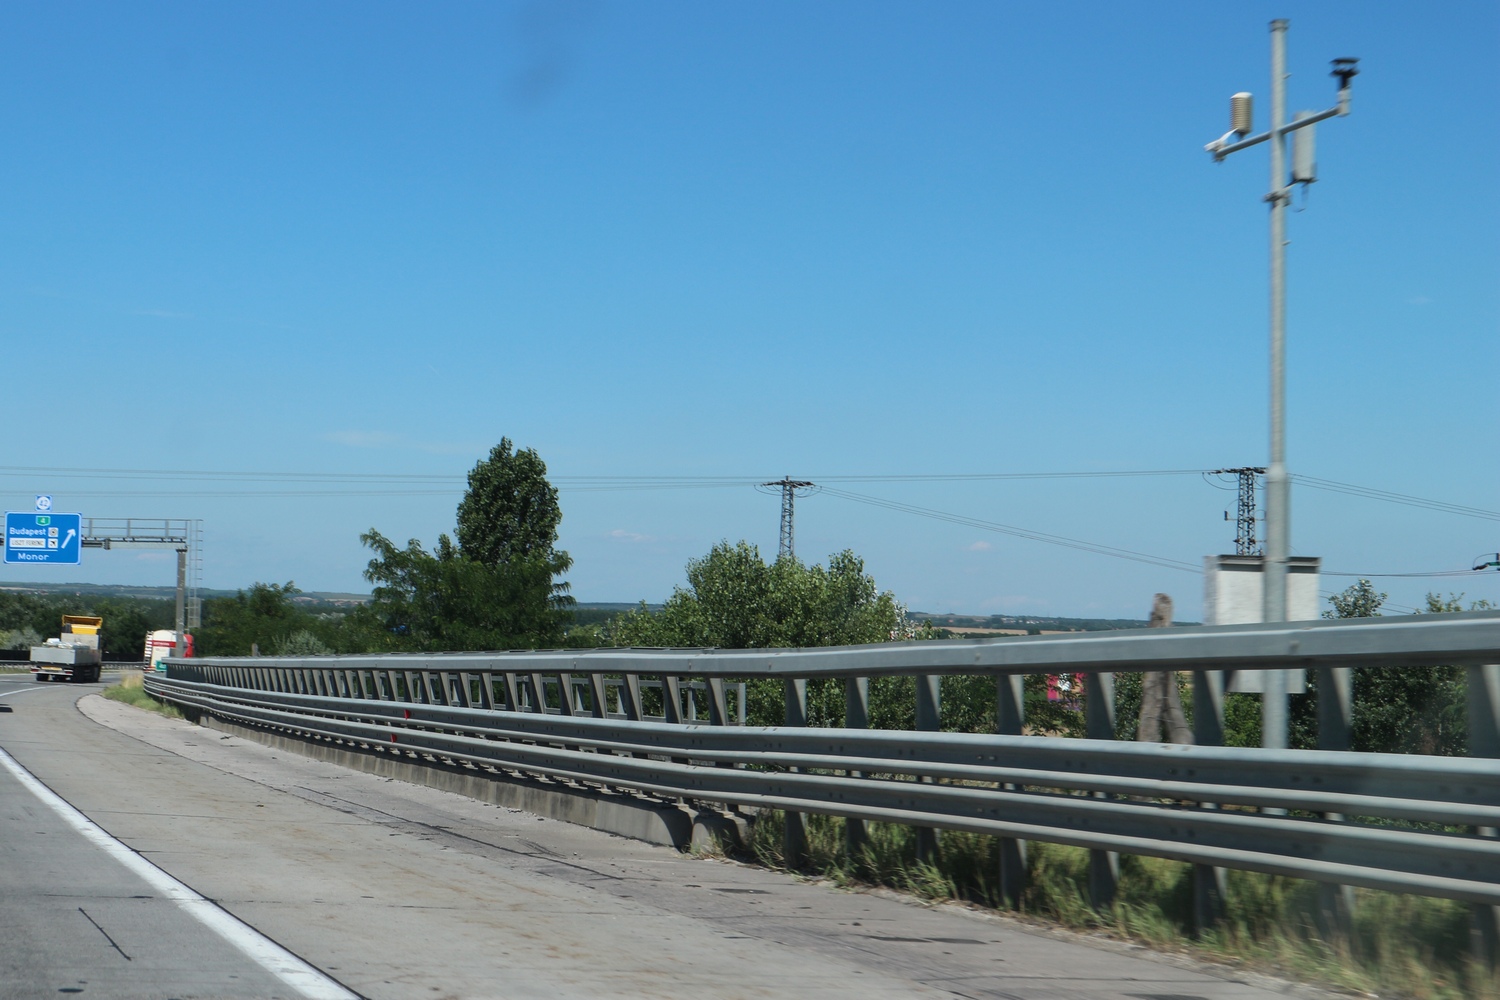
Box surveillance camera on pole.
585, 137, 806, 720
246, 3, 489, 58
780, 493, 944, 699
1203, 21, 1358, 750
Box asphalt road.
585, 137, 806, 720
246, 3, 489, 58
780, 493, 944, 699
0, 670, 1320, 1000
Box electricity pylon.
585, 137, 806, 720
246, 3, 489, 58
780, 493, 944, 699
761, 477, 815, 561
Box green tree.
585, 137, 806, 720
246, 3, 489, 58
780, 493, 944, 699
354, 531, 570, 652
612, 541, 905, 649
611, 542, 934, 728
357, 440, 575, 652
456, 439, 568, 571
0, 592, 64, 638
197, 582, 315, 657
93, 597, 175, 660
1325, 578, 1386, 619
1296, 580, 1475, 755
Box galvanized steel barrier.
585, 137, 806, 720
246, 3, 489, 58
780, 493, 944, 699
147, 612, 1500, 922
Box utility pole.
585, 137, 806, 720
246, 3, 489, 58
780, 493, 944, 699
1205, 21, 1357, 748
761, 477, 814, 561
1213, 467, 1266, 555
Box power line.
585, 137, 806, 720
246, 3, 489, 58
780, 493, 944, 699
0, 465, 1209, 486
820, 487, 1203, 574
2, 464, 1495, 530
1292, 474, 1500, 522
1322, 568, 1493, 579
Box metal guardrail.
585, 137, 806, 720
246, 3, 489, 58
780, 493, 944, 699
146, 612, 1500, 914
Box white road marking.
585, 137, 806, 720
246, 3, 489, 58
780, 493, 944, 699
0, 745, 360, 1000
0, 685, 49, 698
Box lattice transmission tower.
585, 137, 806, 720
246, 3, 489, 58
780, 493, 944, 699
1213, 467, 1266, 555
760, 477, 815, 561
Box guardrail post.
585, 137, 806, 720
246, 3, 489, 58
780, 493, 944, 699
589, 673, 608, 719
845, 677, 869, 863
1192, 669, 1227, 935
622, 674, 643, 722
556, 672, 578, 717
915, 674, 941, 865
1085, 670, 1118, 909
1316, 664, 1356, 943
502, 672, 521, 711
784, 678, 808, 869
707, 678, 729, 727
661, 676, 684, 724
1470, 663, 1500, 970
527, 672, 548, 713
996, 673, 1027, 909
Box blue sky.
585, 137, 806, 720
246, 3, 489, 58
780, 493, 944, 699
2, 1, 1495, 620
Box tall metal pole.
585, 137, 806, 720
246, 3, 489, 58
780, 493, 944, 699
174, 546, 188, 659
1205, 25, 1358, 750
1262, 19, 1291, 749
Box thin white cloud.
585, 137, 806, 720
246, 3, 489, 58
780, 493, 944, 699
1406, 295, 1431, 305
966, 540, 993, 552
609, 529, 655, 544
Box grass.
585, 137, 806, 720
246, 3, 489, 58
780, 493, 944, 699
101, 671, 185, 720
745, 811, 1498, 1000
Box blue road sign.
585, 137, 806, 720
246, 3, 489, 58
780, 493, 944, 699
5, 511, 83, 565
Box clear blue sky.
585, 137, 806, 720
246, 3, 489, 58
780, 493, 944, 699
2, 1, 1495, 621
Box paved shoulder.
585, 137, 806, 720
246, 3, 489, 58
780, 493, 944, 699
0, 745, 317, 999
9, 686, 1320, 999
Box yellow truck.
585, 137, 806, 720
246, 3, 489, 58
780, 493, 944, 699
30, 615, 104, 683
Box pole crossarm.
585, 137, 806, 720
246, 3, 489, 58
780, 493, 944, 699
1209, 104, 1342, 161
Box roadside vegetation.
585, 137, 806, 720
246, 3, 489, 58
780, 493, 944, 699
742, 812, 1495, 1000
101, 671, 184, 720
6, 439, 1494, 995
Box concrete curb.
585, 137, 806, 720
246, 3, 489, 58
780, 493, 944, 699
196, 712, 749, 852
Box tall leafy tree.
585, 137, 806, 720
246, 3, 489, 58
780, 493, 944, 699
355, 531, 569, 652
357, 439, 574, 652
1325, 578, 1386, 619
456, 439, 566, 568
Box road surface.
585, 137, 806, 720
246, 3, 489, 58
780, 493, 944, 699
0, 670, 1318, 999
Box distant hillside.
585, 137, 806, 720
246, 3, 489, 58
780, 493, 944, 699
1, 584, 1184, 632
571, 602, 662, 627
909, 612, 1199, 634
0, 581, 368, 606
